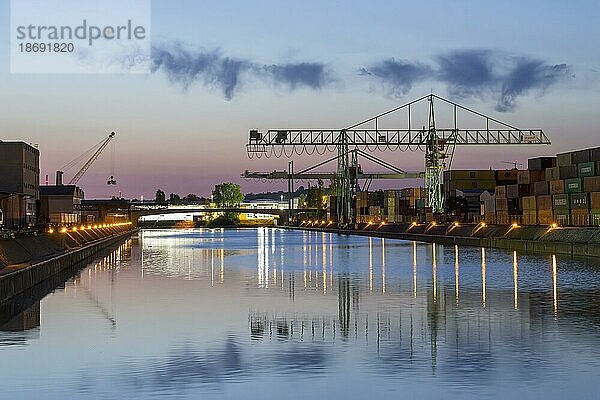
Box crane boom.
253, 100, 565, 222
68, 131, 116, 185
247, 94, 550, 222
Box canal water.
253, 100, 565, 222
1, 228, 600, 399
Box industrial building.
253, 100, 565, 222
0, 141, 40, 229
39, 185, 85, 225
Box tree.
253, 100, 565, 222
328, 179, 339, 196
169, 193, 181, 204
305, 179, 326, 209
184, 193, 200, 203
212, 182, 244, 207
155, 189, 166, 203
298, 193, 307, 208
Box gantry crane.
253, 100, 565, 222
58, 131, 116, 186
247, 94, 551, 224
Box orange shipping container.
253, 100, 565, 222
536, 195, 552, 210
591, 192, 600, 209
517, 170, 545, 185
495, 185, 506, 198
584, 176, 600, 193
495, 198, 508, 211
549, 180, 565, 195
496, 211, 510, 225
571, 209, 590, 226
537, 210, 554, 225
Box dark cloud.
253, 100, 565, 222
360, 50, 571, 111
151, 44, 251, 100
151, 43, 333, 100
496, 59, 570, 112
436, 49, 496, 99
261, 62, 331, 90
358, 58, 433, 97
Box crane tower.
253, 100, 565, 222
247, 94, 551, 224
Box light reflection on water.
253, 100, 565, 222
1, 228, 600, 399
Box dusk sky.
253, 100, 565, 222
1, 0, 599, 199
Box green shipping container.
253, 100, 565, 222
591, 211, 600, 226
564, 178, 583, 193
545, 167, 560, 181
553, 194, 570, 209
570, 193, 590, 210
578, 162, 596, 177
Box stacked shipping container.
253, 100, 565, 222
486, 148, 600, 226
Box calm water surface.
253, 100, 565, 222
1, 228, 600, 399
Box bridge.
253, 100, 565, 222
78, 199, 327, 226
129, 206, 288, 225
79, 200, 297, 226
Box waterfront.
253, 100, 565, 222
1, 228, 600, 399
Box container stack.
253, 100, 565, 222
355, 192, 368, 223
443, 170, 496, 199
511, 147, 600, 226
329, 147, 600, 226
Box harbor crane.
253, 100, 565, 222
246, 94, 551, 225
57, 131, 116, 186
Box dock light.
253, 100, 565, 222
72, 227, 78, 232
93, 225, 98, 229
87, 225, 92, 229
512, 222, 520, 228
551, 222, 558, 229
454, 221, 460, 227
411, 221, 417, 226
431, 221, 437, 226
60, 227, 68, 233
480, 222, 487, 227
48, 228, 54, 234
80, 225, 86, 230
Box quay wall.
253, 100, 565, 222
287, 223, 600, 258
0, 229, 137, 304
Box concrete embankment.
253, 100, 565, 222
288, 223, 600, 258
0, 228, 137, 304
0, 225, 133, 270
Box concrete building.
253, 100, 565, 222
39, 185, 85, 225
0, 142, 40, 228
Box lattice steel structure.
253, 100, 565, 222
247, 94, 550, 223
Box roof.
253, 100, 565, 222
40, 185, 83, 197
0, 141, 40, 154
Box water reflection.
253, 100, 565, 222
482, 247, 487, 308
454, 244, 459, 304
513, 251, 519, 309
2, 229, 600, 399
0, 302, 40, 332
552, 254, 558, 317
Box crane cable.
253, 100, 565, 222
59, 136, 107, 173
110, 139, 116, 179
